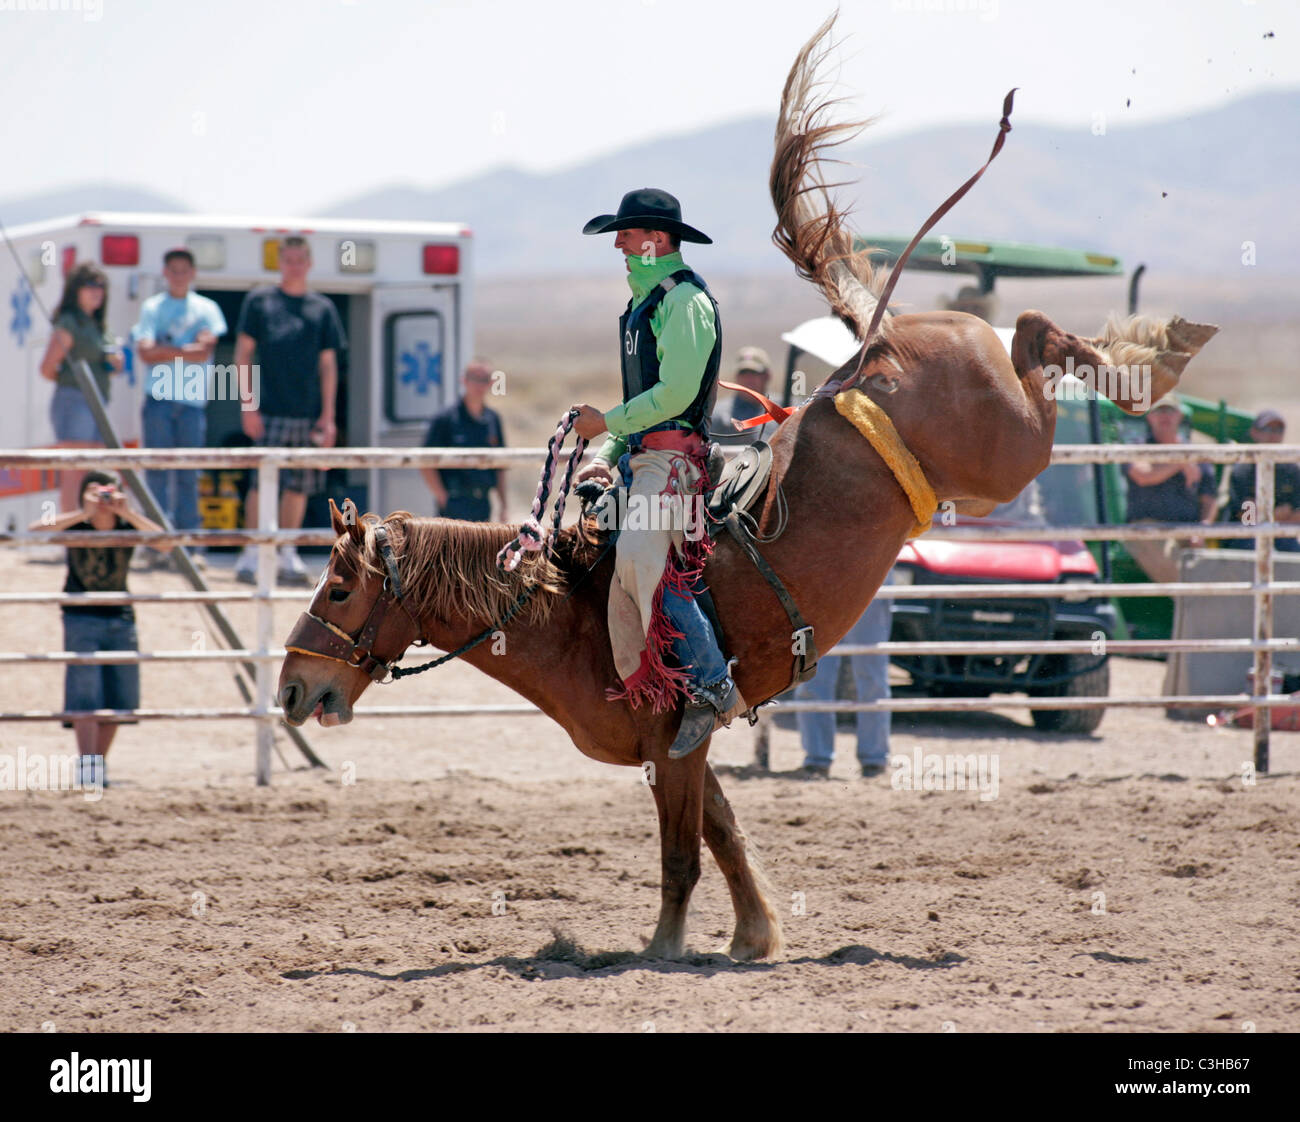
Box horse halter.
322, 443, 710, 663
284, 525, 420, 683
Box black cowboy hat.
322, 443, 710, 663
582, 188, 712, 244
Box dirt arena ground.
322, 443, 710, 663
1, 549, 1297, 1033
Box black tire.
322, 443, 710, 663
1030, 654, 1109, 734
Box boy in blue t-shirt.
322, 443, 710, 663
132, 248, 227, 561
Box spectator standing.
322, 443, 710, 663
231, 236, 346, 584
38, 263, 124, 511
421, 358, 507, 521
711, 345, 777, 446
31, 470, 172, 789
1123, 394, 1217, 583
133, 247, 227, 567
795, 570, 893, 779
1223, 408, 1300, 553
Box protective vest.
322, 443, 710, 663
618, 268, 721, 439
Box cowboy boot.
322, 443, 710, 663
668, 673, 742, 760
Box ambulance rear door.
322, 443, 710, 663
368, 281, 460, 517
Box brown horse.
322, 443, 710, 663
276, 14, 1216, 961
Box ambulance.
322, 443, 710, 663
0, 212, 474, 532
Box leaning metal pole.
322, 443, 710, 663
69, 358, 324, 775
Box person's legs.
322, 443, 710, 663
850, 597, 892, 768
662, 581, 728, 687
96, 722, 118, 756
72, 720, 98, 756
275, 414, 319, 582
63, 612, 106, 758
239, 415, 303, 579
236, 480, 259, 580
278, 490, 310, 581
141, 397, 177, 527
50, 387, 101, 511
796, 655, 839, 770
173, 403, 207, 539
99, 618, 139, 762
608, 452, 677, 684
280, 489, 308, 531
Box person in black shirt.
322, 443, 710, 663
421, 359, 507, 522
30, 470, 172, 787
231, 236, 347, 584
1223, 409, 1300, 552
1123, 395, 1217, 583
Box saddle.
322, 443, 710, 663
577, 438, 817, 698
704, 440, 773, 532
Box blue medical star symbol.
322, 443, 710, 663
399, 340, 442, 395
9, 277, 33, 347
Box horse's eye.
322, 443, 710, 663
328, 587, 350, 603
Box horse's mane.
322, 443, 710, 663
335, 513, 576, 628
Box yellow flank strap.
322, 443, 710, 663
833, 388, 938, 538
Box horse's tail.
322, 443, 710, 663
1011, 309, 1219, 417
740, 823, 787, 959
1083, 313, 1219, 411
770, 11, 886, 341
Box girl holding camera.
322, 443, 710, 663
30, 471, 172, 788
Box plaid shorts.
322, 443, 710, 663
258, 415, 323, 496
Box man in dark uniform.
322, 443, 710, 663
571, 188, 743, 760
421, 358, 507, 521
1223, 408, 1300, 552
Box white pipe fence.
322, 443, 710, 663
3, 443, 1298, 776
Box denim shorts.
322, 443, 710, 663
62, 612, 140, 727
50, 384, 102, 443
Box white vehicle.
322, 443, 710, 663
0, 212, 474, 531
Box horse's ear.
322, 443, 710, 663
329, 498, 347, 538
342, 498, 365, 544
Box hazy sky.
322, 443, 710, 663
0, 0, 1293, 216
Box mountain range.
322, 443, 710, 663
2, 89, 1294, 277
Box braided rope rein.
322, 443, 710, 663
391, 409, 589, 679
496, 408, 588, 573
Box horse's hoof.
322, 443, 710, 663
727, 938, 769, 962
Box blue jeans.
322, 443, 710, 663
50, 384, 101, 443
663, 580, 729, 687
142, 398, 206, 532
796, 579, 892, 768
62, 612, 140, 727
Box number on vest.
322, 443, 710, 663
624, 328, 639, 356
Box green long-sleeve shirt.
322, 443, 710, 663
595, 250, 718, 465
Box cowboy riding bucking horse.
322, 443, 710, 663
570, 188, 747, 759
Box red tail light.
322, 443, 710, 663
422, 244, 459, 274
101, 234, 140, 266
